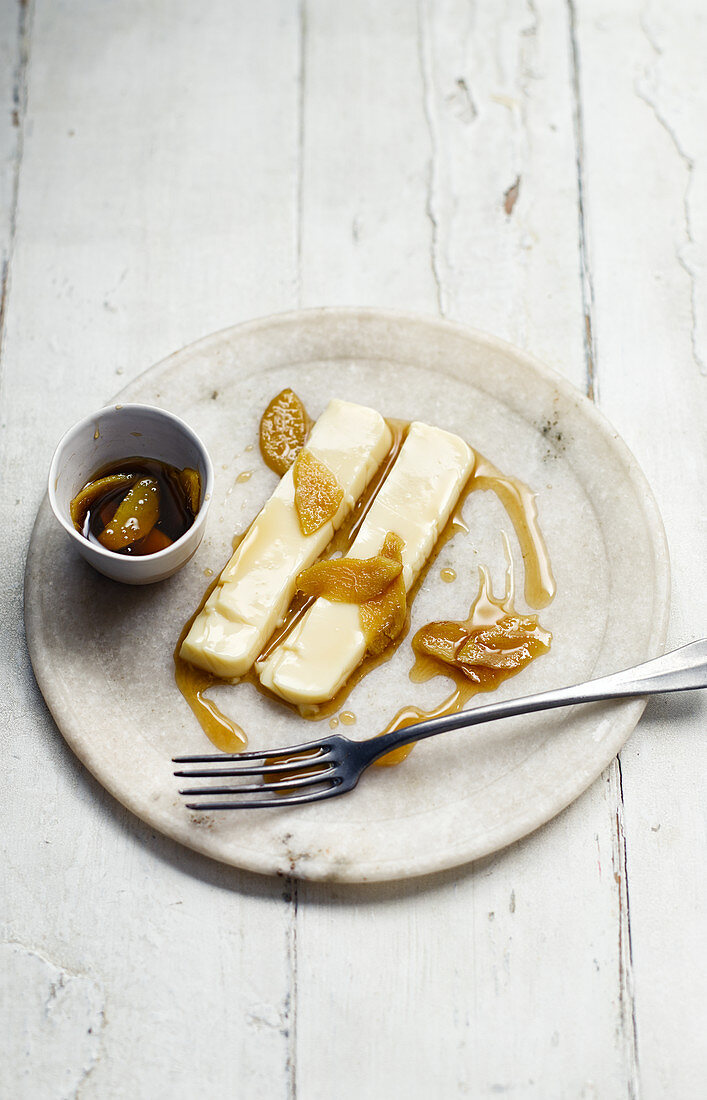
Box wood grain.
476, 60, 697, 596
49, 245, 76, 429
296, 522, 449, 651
575, 1, 707, 1094
1, 0, 704, 1096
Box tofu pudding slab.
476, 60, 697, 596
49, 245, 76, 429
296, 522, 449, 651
257, 422, 474, 706
180, 399, 392, 678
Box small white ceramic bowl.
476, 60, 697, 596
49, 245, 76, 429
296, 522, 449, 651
48, 403, 214, 584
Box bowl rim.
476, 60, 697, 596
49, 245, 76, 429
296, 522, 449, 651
47, 402, 215, 564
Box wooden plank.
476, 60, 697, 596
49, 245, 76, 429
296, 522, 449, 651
298, 0, 438, 310
2, 0, 702, 1096
294, 2, 637, 1096
298, 787, 640, 1099
0, 2, 301, 1096
0, 0, 29, 332
574, 1, 707, 1094
416, 0, 588, 389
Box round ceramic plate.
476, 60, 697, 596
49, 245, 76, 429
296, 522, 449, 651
25, 309, 670, 882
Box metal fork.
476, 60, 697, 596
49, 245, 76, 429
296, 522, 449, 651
173, 639, 707, 809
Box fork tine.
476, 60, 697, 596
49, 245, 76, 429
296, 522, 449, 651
179, 769, 337, 796
174, 753, 337, 779
185, 783, 345, 810
173, 738, 333, 763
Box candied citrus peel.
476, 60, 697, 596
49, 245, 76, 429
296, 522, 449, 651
98, 477, 160, 551
178, 467, 201, 514
414, 614, 550, 683
296, 554, 402, 603
457, 618, 549, 669
359, 532, 407, 656
69, 472, 137, 532
138, 527, 173, 554
292, 449, 344, 536
259, 388, 311, 475
412, 621, 469, 668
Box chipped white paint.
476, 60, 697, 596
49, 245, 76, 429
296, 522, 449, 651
0, 942, 104, 1099
572, 2, 707, 1096
0, 2, 704, 1099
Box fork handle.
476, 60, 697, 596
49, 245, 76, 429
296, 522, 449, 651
364, 639, 707, 764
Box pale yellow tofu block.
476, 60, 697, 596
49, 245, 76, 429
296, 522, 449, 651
257, 421, 474, 706
180, 400, 392, 677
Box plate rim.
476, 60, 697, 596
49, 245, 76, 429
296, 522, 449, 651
25, 307, 671, 881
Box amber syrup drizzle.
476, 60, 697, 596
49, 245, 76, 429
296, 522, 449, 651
173, 557, 248, 753
175, 423, 556, 761
373, 539, 552, 767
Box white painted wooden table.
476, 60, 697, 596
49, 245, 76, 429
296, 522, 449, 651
1, 1, 705, 1096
